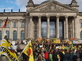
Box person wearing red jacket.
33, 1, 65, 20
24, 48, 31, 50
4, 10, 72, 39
44, 50, 49, 61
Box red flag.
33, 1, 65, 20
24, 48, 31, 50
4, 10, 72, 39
2, 17, 8, 28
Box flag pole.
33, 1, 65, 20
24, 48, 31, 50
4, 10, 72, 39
1, 17, 19, 61
2, 17, 8, 39
18, 40, 32, 60
18, 40, 31, 57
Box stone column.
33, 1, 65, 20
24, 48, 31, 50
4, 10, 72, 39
74, 16, 80, 40
27, 17, 30, 38
10, 20, 13, 40
25, 16, 28, 39
65, 16, 68, 39
64, 20, 66, 39
38, 16, 41, 38
29, 16, 33, 39
17, 20, 20, 40
56, 16, 59, 39
72, 19, 74, 38
47, 16, 50, 39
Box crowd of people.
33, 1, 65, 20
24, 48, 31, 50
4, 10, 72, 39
32, 40, 82, 61
0, 38, 82, 61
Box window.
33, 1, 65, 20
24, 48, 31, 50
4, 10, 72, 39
13, 30, 17, 40
50, 21, 56, 38
21, 30, 25, 41
59, 21, 64, 39
0, 22, 2, 27
80, 31, 82, 40
21, 22, 25, 27
13, 22, 17, 27
81, 23, 82, 27
6, 30, 9, 39
0, 31, 2, 40
41, 21, 47, 38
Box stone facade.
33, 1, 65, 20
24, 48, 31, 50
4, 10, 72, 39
0, 0, 82, 41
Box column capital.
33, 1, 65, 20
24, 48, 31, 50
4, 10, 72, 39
65, 16, 68, 18
56, 15, 60, 18
47, 15, 50, 18
74, 16, 77, 18
38, 16, 41, 18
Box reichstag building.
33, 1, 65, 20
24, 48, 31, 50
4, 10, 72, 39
0, 0, 82, 41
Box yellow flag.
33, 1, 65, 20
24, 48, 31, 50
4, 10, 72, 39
2, 47, 19, 61
0, 32, 18, 61
1, 40, 11, 48
53, 39, 60, 44
56, 40, 60, 43
1, 32, 11, 48
0, 51, 6, 55
23, 41, 34, 61
53, 40, 56, 43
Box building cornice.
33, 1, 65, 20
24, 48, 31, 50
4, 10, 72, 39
0, 12, 26, 16
79, 12, 82, 16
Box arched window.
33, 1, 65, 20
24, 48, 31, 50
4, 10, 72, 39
13, 30, 17, 40
6, 30, 9, 39
0, 31, 2, 40
80, 31, 82, 40
21, 30, 25, 41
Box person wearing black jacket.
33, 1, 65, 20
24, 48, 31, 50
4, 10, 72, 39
22, 53, 29, 61
53, 50, 58, 61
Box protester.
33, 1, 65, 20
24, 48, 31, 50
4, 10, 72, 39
12, 39, 82, 61
44, 50, 49, 61
49, 51, 53, 61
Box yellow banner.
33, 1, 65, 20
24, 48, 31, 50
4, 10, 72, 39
2, 47, 19, 61
23, 41, 34, 61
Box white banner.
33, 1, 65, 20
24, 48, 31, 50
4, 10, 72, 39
73, 40, 82, 44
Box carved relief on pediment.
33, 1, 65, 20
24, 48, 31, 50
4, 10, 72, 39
37, 3, 71, 12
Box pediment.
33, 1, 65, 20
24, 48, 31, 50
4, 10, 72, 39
29, 1, 76, 12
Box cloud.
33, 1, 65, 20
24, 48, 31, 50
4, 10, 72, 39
15, 0, 82, 12
0, 8, 12, 9
0, 8, 13, 12
15, 0, 27, 12
15, 0, 47, 11
20, 7, 26, 12
33, 0, 45, 4
15, 0, 27, 6
6, 0, 15, 4
77, 0, 82, 12
55, 0, 71, 4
